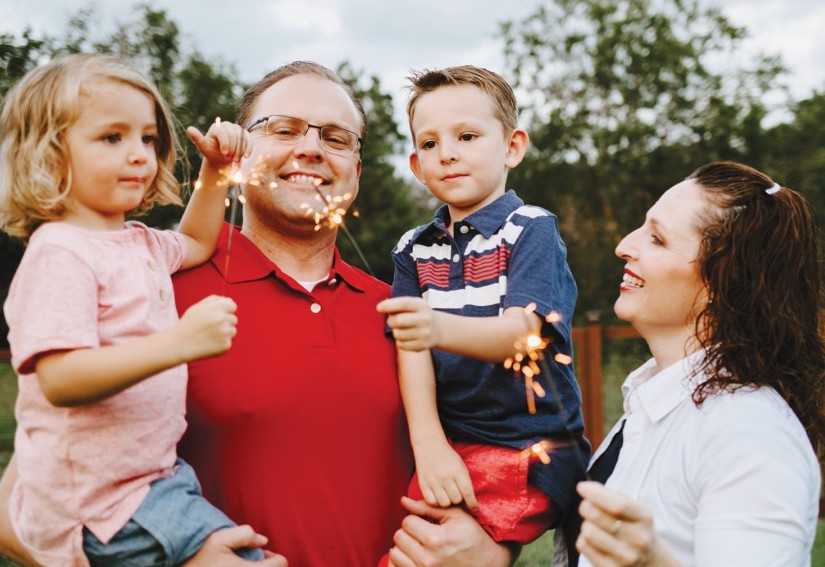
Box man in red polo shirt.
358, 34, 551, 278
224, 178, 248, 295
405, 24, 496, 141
0, 62, 515, 567
172, 62, 518, 567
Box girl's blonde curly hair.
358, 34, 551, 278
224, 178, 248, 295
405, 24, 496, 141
0, 52, 181, 240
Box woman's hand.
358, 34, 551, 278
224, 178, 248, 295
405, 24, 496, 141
576, 481, 680, 567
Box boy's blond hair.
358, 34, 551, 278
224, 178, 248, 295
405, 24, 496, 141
0, 53, 181, 240
406, 65, 518, 143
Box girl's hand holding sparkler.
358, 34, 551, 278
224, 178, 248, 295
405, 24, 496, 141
377, 296, 441, 351
187, 120, 253, 170
181, 118, 252, 272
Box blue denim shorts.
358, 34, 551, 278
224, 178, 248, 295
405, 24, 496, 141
82, 459, 264, 566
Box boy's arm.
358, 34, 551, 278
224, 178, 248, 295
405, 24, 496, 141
36, 295, 237, 407
178, 122, 252, 270
397, 349, 477, 509
378, 298, 541, 362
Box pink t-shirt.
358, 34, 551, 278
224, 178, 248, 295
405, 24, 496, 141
4, 221, 187, 566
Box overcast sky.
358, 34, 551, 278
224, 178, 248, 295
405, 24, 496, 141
2, 0, 824, 136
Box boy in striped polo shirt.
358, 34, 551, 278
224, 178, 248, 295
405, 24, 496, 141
378, 66, 589, 550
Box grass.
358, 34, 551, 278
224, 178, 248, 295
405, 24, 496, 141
1, 357, 824, 566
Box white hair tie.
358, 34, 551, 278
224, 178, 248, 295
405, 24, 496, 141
765, 183, 781, 195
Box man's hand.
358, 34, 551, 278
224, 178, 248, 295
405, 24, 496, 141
387, 497, 515, 567
182, 525, 287, 567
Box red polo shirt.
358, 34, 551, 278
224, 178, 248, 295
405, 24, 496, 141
174, 225, 413, 567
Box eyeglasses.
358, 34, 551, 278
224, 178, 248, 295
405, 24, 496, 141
246, 114, 362, 156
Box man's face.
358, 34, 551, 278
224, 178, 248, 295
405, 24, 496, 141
240, 74, 363, 232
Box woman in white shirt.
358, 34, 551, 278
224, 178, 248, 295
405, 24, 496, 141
557, 161, 824, 567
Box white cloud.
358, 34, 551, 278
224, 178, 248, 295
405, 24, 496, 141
2, 0, 822, 129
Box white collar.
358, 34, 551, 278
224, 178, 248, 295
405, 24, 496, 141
621, 349, 707, 423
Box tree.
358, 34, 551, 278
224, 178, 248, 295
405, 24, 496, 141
0, 3, 425, 292
765, 91, 825, 219
337, 62, 431, 283
499, 0, 788, 320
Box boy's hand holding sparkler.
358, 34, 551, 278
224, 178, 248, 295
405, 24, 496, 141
378, 296, 442, 351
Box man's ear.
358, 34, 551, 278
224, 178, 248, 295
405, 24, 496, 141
409, 152, 426, 185
504, 129, 529, 169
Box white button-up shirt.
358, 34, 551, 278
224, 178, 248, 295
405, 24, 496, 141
574, 350, 821, 567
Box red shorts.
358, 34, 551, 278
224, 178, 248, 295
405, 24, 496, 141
407, 442, 557, 544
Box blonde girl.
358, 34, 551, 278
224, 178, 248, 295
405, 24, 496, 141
0, 53, 264, 566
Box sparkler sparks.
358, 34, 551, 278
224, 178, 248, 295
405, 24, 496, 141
505, 305, 591, 475
522, 440, 553, 465
503, 312, 552, 415
294, 163, 375, 276
209, 153, 375, 278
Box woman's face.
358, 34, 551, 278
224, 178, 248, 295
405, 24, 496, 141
614, 179, 710, 345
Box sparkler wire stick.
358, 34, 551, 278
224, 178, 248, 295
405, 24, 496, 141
536, 350, 592, 479
223, 168, 243, 277
310, 182, 375, 277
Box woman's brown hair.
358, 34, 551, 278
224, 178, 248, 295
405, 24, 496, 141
691, 161, 825, 456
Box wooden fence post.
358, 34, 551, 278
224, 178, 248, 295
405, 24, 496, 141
579, 311, 604, 448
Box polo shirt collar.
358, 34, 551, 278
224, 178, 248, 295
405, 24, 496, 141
421, 190, 524, 240
211, 223, 368, 292
621, 349, 707, 423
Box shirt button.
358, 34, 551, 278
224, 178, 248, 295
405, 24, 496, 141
452, 254, 460, 263
310, 303, 322, 313
147, 260, 156, 271
328, 278, 337, 286
459, 225, 469, 234
159, 289, 166, 301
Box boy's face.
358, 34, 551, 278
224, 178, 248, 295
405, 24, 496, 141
409, 84, 527, 222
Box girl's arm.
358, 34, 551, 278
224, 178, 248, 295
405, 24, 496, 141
378, 299, 541, 362
36, 295, 236, 407
178, 122, 252, 270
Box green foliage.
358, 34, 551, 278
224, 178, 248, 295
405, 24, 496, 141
337, 62, 431, 282
0, 2, 423, 276
765, 92, 825, 220
500, 0, 789, 321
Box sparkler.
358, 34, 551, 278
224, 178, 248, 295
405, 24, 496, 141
506, 304, 591, 476
294, 160, 375, 277
212, 149, 377, 280
223, 165, 244, 276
